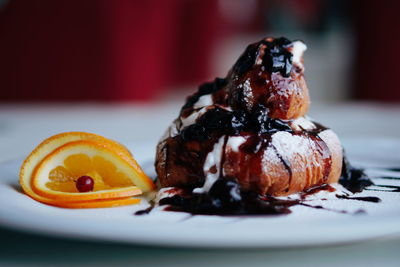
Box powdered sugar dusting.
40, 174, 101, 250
319, 129, 342, 157
272, 131, 314, 161
275, 85, 291, 98
261, 145, 282, 188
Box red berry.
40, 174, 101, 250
76, 176, 94, 192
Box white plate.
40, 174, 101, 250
0, 139, 400, 248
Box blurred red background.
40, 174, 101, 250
0, 0, 399, 102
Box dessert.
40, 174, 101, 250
154, 37, 345, 214
20, 132, 155, 208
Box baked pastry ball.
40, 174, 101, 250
155, 37, 343, 196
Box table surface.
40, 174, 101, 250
0, 101, 400, 266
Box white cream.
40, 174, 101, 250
155, 187, 178, 203
193, 94, 213, 109
226, 136, 246, 152
180, 107, 208, 129
160, 119, 180, 140
291, 41, 307, 66
193, 136, 226, 194
291, 116, 316, 132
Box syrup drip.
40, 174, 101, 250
300, 203, 349, 214
339, 156, 373, 193
134, 207, 152, 215
335, 194, 381, 203
373, 176, 400, 180
300, 184, 336, 199
365, 185, 400, 192
386, 168, 400, 172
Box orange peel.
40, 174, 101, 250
52, 197, 141, 209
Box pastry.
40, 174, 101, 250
155, 37, 343, 198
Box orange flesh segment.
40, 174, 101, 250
45, 153, 133, 193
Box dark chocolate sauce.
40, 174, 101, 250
375, 176, 400, 180
300, 203, 349, 214
339, 156, 373, 193
232, 37, 293, 78
154, 182, 376, 216
147, 159, 389, 216
307, 121, 328, 134
335, 194, 381, 203
153, 180, 352, 216
134, 206, 153, 215
385, 168, 400, 172
366, 185, 400, 192
154, 180, 300, 216
181, 78, 227, 112
301, 184, 336, 199
261, 37, 293, 77
181, 105, 293, 143
272, 144, 293, 184
136, 165, 391, 216
232, 43, 258, 75
251, 104, 293, 134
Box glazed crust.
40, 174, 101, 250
226, 40, 310, 120
223, 130, 342, 196
270, 71, 309, 120
156, 138, 206, 188
227, 67, 310, 121
156, 129, 343, 196
318, 129, 343, 184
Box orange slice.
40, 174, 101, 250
32, 140, 147, 201
19, 131, 155, 208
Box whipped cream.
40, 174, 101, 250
155, 187, 179, 202
291, 41, 307, 67
226, 136, 246, 152
291, 116, 316, 131
193, 94, 213, 109
193, 136, 226, 194
180, 107, 208, 129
